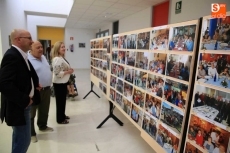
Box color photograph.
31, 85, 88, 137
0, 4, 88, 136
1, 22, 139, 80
133, 88, 145, 108
118, 35, 127, 49
131, 105, 143, 127
137, 32, 150, 49
133, 70, 147, 90
148, 53, 167, 75
117, 51, 126, 64
99, 39, 103, 48
113, 35, 119, 48
135, 52, 150, 70
160, 102, 184, 135
103, 38, 110, 53
147, 74, 164, 98
110, 88, 116, 101
112, 51, 118, 62
144, 93, 161, 119
164, 79, 188, 109
142, 113, 158, 140
200, 16, 230, 51
166, 54, 192, 81
107, 55, 110, 70
111, 63, 117, 75
111, 63, 124, 79
122, 98, 132, 116
116, 92, 123, 106
124, 82, 133, 101
124, 68, 134, 84
110, 75, 116, 88
168, 24, 196, 51
116, 78, 123, 94
197, 53, 230, 89
126, 34, 137, 49
184, 142, 202, 153
125, 51, 136, 66
150, 28, 169, 50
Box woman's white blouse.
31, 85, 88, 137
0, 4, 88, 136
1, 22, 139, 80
52, 57, 70, 83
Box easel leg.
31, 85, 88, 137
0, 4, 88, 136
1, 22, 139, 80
83, 82, 100, 99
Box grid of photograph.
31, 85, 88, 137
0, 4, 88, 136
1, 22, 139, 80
185, 13, 230, 153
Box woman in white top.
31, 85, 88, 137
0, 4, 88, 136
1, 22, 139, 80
208, 63, 218, 79
51, 41, 74, 124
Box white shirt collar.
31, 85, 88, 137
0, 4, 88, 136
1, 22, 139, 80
12, 44, 28, 60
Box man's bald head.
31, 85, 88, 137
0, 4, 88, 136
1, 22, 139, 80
30, 41, 43, 59
10, 29, 29, 43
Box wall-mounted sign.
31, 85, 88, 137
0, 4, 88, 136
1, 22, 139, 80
175, 1, 182, 14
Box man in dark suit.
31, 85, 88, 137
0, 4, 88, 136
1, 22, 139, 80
0, 29, 40, 153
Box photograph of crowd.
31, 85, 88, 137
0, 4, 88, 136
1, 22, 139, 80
102, 61, 107, 71
135, 52, 150, 70
160, 102, 184, 134
98, 71, 107, 83
164, 79, 188, 109
147, 74, 164, 98
99, 82, 106, 95
116, 78, 123, 94
121, 98, 132, 116
131, 105, 143, 127
124, 68, 134, 84
197, 53, 230, 89
103, 38, 110, 53
142, 113, 158, 140
118, 35, 127, 49
187, 114, 230, 153
150, 28, 169, 50
156, 124, 179, 153
137, 32, 150, 49
168, 24, 196, 51
112, 51, 118, 62
117, 51, 126, 64
110, 75, 116, 88
111, 63, 124, 79
193, 85, 230, 129
116, 92, 123, 106
200, 16, 230, 51
144, 94, 161, 119
95, 40, 99, 48
185, 142, 202, 153
110, 88, 116, 101
107, 55, 110, 70
166, 54, 192, 81
133, 70, 147, 90
113, 35, 119, 48
148, 53, 167, 75
133, 88, 145, 108
126, 34, 137, 49
125, 51, 136, 66
124, 82, 133, 101
99, 39, 103, 48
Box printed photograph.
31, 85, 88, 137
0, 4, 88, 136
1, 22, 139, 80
131, 105, 143, 127
94, 50, 99, 58
102, 84, 106, 95
133, 88, 145, 108
187, 114, 230, 153
118, 35, 127, 49
116, 64, 125, 79
125, 51, 136, 66
111, 63, 117, 75
103, 38, 110, 53
99, 39, 103, 48
135, 52, 150, 70
147, 74, 164, 98
113, 35, 119, 48
184, 142, 202, 153
124, 82, 133, 101
116, 92, 123, 106
144, 94, 161, 119
99, 82, 103, 91
90, 41, 94, 49
166, 54, 192, 81
124, 68, 134, 84
164, 79, 188, 109
200, 16, 230, 51
116, 78, 123, 94
160, 102, 184, 135
156, 124, 179, 153
193, 85, 230, 129
142, 113, 158, 140
110, 75, 117, 88
137, 32, 150, 49
102, 61, 107, 71
117, 51, 126, 64
150, 28, 169, 50
110, 88, 116, 101
95, 40, 99, 49
126, 34, 137, 49
112, 51, 118, 62
107, 55, 110, 70
149, 53, 167, 75
133, 70, 147, 90
168, 24, 196, 51
197, 53, 230, 89
121, 98, 132, 116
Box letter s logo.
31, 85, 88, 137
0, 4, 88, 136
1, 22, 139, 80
212, 3, 220, 13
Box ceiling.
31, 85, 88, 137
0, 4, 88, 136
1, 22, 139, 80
65, 0, 166, 29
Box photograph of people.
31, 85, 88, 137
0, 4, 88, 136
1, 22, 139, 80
95, 40, 99, 48
160, 102, 184, 134
116, 92, 122, 106
107, 55, 110, 70
137, 32, 150, 49
91, 41, 94, 48
104, 38, 110, 53
118, 35, 126, 49
168, 24, 196, 51
102, 72, 107, 83
148, 53, 167, 75
131, 105, 141, 124
187, 115, 230, 153
110, 88, 116, 101
102, 61, 107, 71
117, 51, 126, 64
133, 70, 147, 90
135, 52, 149, 70
193, 85, 230, 128
198, 53, 230, 89
147, 74, 164, 98
124, 68, 134, 84
102, 84, 106, 94
142, 113, 158, 140
110, 75, 116, 88
166, 54, 191, 81
124, 83, 133, 101
122, 98, 132, 116
113, 35, 119, 48
112, 51, 118, 62
125, 51, 136, 66
133, 88, 145, 108
111, 63, 117, 76
126, 34, 137, 49
156, 124, 179, 153
150, 28, 169, 50
185, 142, 202, 153
164, 79, 188, 109
200, 16, 230, 50
144, 94, 161, 119
99, 39, 103, 48
116, 78, 123, 94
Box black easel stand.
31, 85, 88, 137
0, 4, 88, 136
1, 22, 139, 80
97, 101, 123, 129
83, 81, 100, 99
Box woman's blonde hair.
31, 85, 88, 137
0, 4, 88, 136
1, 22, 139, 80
51, 41, 64, 59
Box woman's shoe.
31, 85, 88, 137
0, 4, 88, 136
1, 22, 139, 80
65, 116, 70, 119
58, 119, 69, 124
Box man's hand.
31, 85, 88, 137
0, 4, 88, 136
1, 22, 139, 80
36, 83, 42, 91
26, 98, 33, 108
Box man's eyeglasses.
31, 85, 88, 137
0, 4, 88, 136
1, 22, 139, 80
19, 37, 32, 40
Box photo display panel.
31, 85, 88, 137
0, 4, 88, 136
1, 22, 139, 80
108, 19, 200, 153
184, 12, 230, 153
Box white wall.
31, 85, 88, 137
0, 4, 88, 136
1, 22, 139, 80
169, 0, 230, 24
27, 15, 67, 40
99, 23, 113, 35
119, 7, 152, 33
65, 28, 95, 69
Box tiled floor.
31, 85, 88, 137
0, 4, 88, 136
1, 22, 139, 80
0, 70, 155, 153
